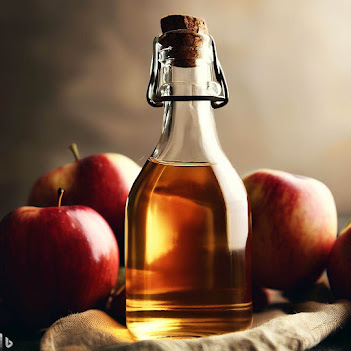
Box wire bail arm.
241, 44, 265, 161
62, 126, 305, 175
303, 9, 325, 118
146, 35, 229, 109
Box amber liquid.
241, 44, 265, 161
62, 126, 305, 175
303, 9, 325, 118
125, 158, 252, 340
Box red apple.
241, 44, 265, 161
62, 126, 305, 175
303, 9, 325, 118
0, 189, 119, 328
28, 144, 141, 264
327, 223, 351, 299
243, 169, 337, 291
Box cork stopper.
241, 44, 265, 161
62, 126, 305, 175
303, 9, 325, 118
161, 15, 208, 34
159, 15, 211, 67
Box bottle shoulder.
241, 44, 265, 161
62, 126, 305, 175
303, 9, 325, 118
128, 157, 248, 206
211, 156, 248, 204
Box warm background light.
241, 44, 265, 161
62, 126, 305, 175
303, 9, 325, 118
1, 1, 350, 222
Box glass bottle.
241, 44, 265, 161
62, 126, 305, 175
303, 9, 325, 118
125, 15, 252, 340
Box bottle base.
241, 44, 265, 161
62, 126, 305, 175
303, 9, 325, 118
127, 302, 253, 340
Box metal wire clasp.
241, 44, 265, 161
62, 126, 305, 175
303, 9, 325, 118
146, 37, 163, 108
146, 35, 229, 109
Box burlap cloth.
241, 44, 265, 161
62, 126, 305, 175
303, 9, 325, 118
40, 285, 351, 351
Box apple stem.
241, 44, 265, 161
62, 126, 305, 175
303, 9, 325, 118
69, 143, 80, 161
115, 284, 126, 296
57, 188, 64, 207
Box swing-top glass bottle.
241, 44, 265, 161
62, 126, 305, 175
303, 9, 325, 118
125, 15, 252, 340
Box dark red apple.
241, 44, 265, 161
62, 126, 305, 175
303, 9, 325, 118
243, 169, 337, 291
28, 144, 141, 263
327, 223, 351, 299
0, 189, 119, 328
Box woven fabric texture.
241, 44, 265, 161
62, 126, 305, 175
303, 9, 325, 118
40, 300, 351, 351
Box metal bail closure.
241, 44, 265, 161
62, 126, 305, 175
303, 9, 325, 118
210, 35, 229, 109
146, 35, 229, 109
146, 37, 163, 108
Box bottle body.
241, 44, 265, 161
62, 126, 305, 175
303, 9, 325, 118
126, 101, 252, 339
126, 18, 252, 338
126, 157, 252, 339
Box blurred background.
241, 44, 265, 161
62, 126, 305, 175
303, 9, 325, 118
1, 0, 351, 223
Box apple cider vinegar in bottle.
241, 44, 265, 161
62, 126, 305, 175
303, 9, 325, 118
125, 15, 252, 340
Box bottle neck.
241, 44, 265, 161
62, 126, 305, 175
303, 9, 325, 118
151, 100, 224, 164
147, 32, 228, 109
